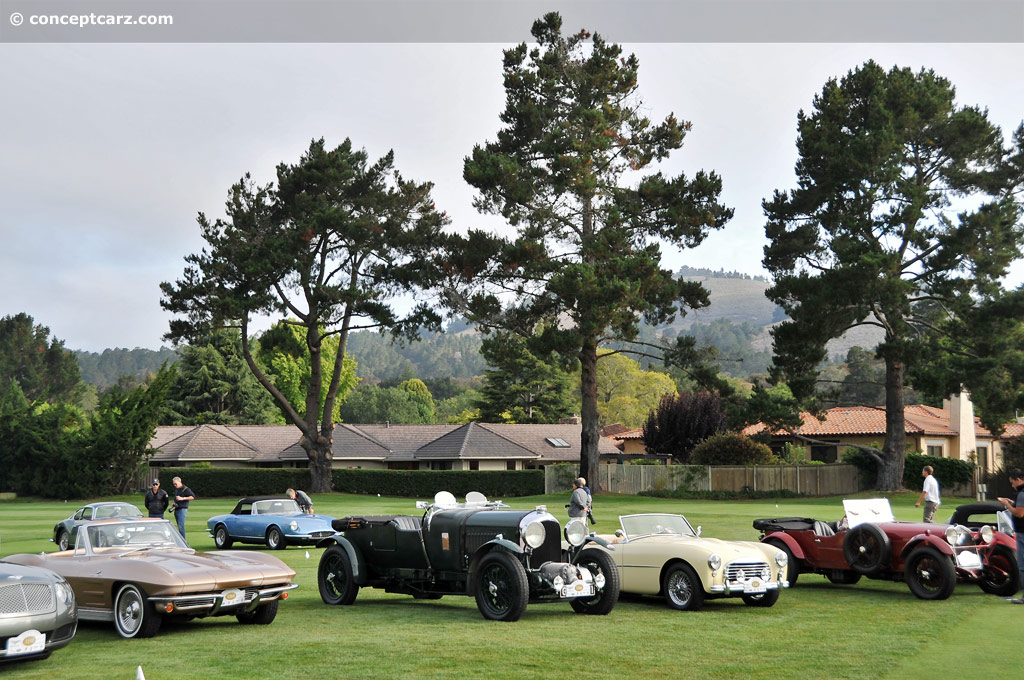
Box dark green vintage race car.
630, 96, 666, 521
316, 491, 620, 621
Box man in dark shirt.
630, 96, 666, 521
997, 468, 1024, 604
286, 488, 313, 514
144, 479, 169, 518
171, 476, 195, 539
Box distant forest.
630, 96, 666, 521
70, 269, 830, 389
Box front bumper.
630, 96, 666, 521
0, 614, 77, 662
148, 583, 298, 617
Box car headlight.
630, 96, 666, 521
54, 578, 74, 608
564, 520, 587, 547
707, 553, 722, 570
775, 550, 788, 567
945, 525, 970, 546
979, 525, 994, 544
523, 520, 546, 549
552, 575, 564, 591
289, 521, 298, 531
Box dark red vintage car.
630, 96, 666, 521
753, 499, 1018, 600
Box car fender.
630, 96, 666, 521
762, 531, 806, 561
899, 534, 953, 560
315, 535, 367, 584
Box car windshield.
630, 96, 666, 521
253, 499, 302, 516
620, 514, 697, 539
85, 521, 188, 550
92, 504, 143, 519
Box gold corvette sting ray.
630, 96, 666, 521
5, 518, 297, 638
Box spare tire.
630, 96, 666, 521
842, 523, 891, 576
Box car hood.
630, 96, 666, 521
0, 561, 61, 584
630, 535, 772, 559
115, 550, 295, 584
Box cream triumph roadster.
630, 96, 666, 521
591, 513, 788, 610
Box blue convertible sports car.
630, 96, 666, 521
207, 497, 336, 550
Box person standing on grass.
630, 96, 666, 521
171, 476, 195, 539
914, 465, 940, 522
567, 477, 588, 524
144, 479, 169, 518
997, 468, 1024, 604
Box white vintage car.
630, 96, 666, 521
592, 513, 788, 610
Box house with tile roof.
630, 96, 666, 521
743, 392, 1024, 474
149, 422, 623, 470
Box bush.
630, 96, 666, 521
903, 453, 974, 489
332, 469, 543, 498
640, 488, 804, 500
690, 433, 775, 465
776, 442, 810, 464
839, 449, 975, 491
153, 467, 545, 499
841, 447, 878, 488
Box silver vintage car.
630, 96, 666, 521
0, 562, 77, 663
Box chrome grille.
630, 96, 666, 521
725, 561, 770, 583
0, 583, 54, 614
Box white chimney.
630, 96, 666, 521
947, 389, 976, 461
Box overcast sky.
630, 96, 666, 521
2, 8, 1022, 352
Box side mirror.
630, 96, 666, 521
614, 529, 624, 538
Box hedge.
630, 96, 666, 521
153, 467, 544, 499
839, 450, 975, 490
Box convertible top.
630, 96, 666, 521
231, 496, 294, 514
752, 517, 817, 532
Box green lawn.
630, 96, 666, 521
0, 491, 1014, 679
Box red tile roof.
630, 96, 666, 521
744, 404, 1018, 439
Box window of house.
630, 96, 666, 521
388, 462, 418, 470
810, 441, 839, 463
506, 461, 517, 471
926, 443, 944, 457
430, 461, 452, 471
545, 437, 571, 448
976, 445, 988, 471
469, 460, 479, 471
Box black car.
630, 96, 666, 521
316, 491, 620, 621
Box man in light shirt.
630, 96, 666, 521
914, 465, 940, 522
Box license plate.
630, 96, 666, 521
6, 630, 45, 657
743, 580, 766, 594
561, 582, 595, 598
221, 588, 245, 607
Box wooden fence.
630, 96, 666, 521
545, 463, 864, 496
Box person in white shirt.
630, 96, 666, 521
914, 465, 940, 522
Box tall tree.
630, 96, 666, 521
165, 328, 278, 425
590, 350, 676, 428
0, 313, 83, 404
763, 61, 1024, 490
162, 139, 449, 491
642, 391, 727, 464
255, 321, 358, 425
458, 13, 732, 489
477, 332, 576, 424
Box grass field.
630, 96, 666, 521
0, 491, 1015, 680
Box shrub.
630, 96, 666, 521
153, 466, 545, 498
839, 449, 975, 491
690, 433, 775, 465
776, 442, 810, 464
640, 488, 803, 500
903, 452, 974, 489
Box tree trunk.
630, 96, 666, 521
579, 340, 600, 493
302, 432, 334, 493
877, 357, 907, 491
